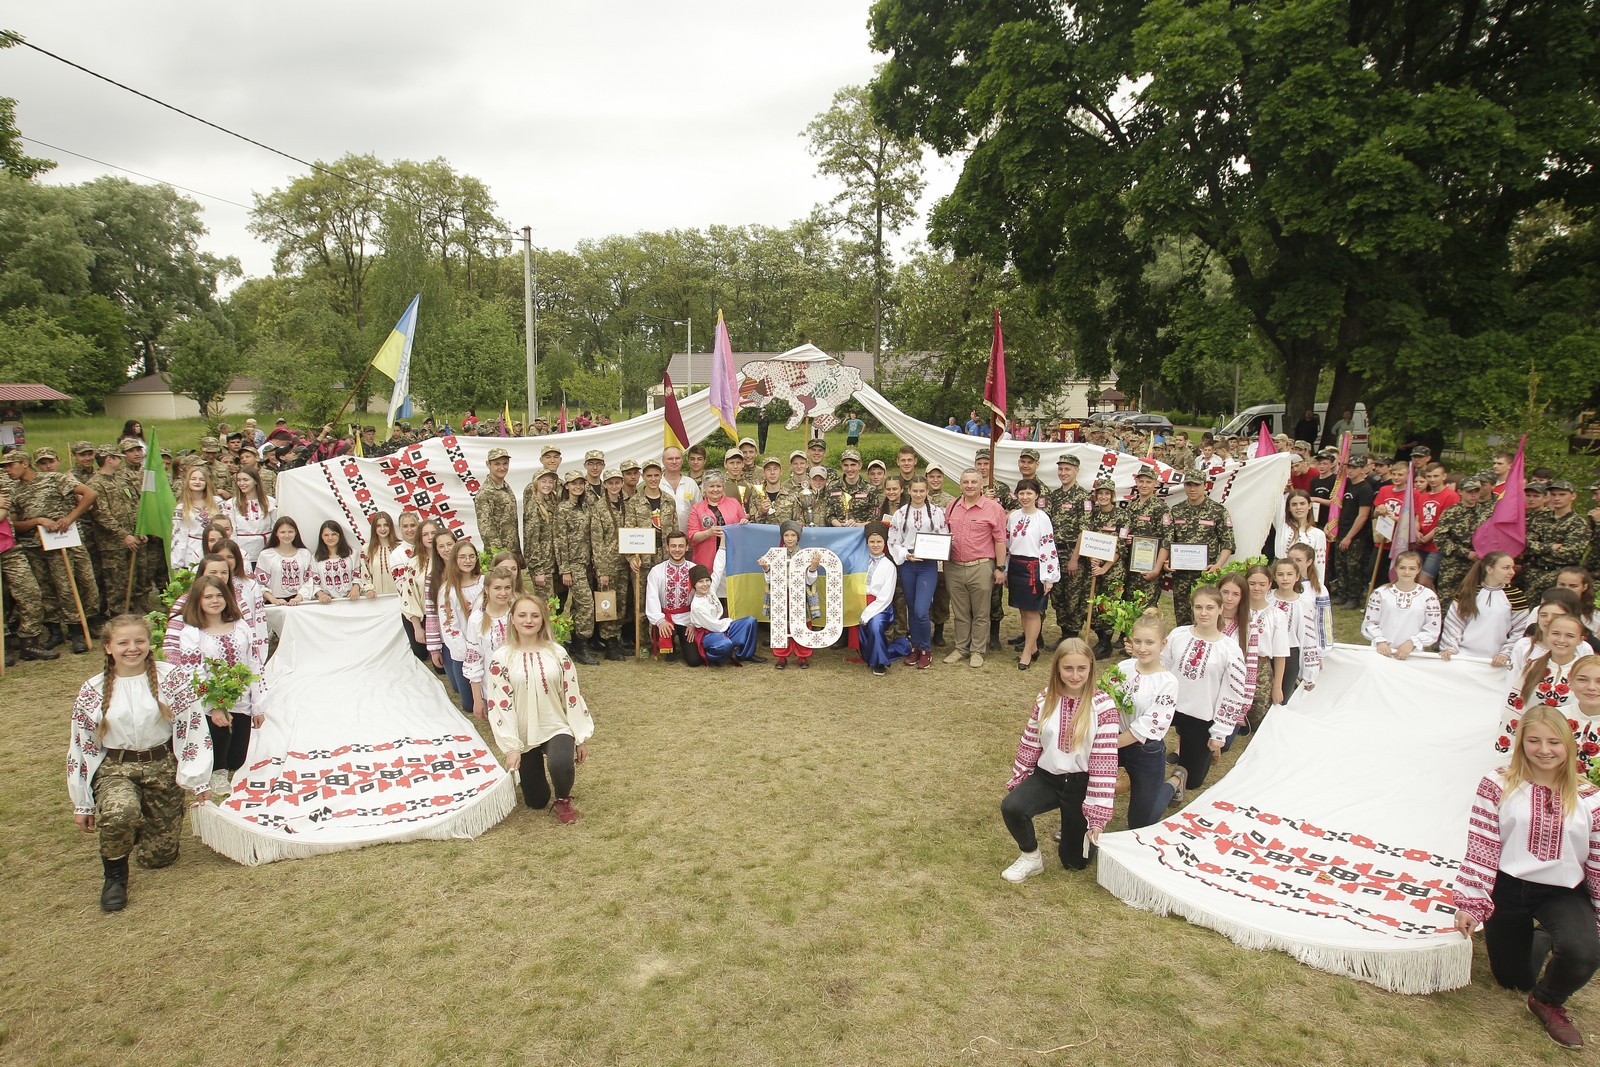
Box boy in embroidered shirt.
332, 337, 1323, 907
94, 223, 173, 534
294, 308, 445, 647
687, 565, 765, 667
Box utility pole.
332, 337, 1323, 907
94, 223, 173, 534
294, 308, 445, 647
522, 226, 538, 420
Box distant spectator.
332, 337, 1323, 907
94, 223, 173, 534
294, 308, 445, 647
1292, 409, 1319, 445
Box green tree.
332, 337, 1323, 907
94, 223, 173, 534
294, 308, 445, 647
164, 315, 240, 423
805, 83, 925, 386
868, 0, 1600, 436
560, 364, 622, 416
0, 307, 96, 407
0, 33, 55, 181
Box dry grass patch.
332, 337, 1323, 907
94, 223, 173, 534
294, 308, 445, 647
0, 608, 1581, 1065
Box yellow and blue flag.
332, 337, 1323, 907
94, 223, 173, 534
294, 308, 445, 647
724, 524, 870, 625
370, 294, 420, 429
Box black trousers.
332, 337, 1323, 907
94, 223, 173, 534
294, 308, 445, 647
520, 734, 577, 809
208, 712, 252, 773
1173, 711, 1219, 792
1000, 768, 1093, 871
402, 616, 429, 663
1281, 647, 1302, 703
1486, 872, 1600, 1006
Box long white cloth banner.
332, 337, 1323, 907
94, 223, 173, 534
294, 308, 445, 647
192, 597, 515, 864
1095, 646, 1505, 993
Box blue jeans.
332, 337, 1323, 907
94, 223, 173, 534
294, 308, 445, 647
441, 645, 471, 709
899, 560, 939, 650
1119, 736, 1172, 829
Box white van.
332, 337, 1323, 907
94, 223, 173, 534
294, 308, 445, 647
1215, 403, 1369, 452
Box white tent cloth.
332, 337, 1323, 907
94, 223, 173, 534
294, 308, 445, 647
192, 597, 515, 865
1096, 646, 1505, 993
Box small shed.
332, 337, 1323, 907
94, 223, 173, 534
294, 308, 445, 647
103, 374, 257, 421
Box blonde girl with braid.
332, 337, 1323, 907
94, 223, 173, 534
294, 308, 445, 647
68, 614, 214, 912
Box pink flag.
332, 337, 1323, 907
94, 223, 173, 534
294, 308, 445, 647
1388, 461, 1417, 581
1325, 433, 1353, 539
1473, 435, 1527, 558
709, 310, 739, 438
1255, 422, 1276, 457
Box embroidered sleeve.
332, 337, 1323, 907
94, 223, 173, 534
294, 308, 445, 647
1082, 696, 1122, 831
1038, 519, 1060, 584
163, 665, 214, 792
1417, 591, 1443, 647
1451, 776, 1504, 926
1298, 603, 1322, 684
1586, 802, 1600, 936
484, 651, 523, 756
1129, 676, 1178, 743
1361, 590, 1385, 646
1439, 601, 1464, 654
1212, 643, 1253, 743
424, 576, 441, 652
67, 681, 102, 814
558, 650, 595, 745
1008, 693, 1047, 790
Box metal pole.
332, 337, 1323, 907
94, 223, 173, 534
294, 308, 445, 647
685, 318, 691, 390
522, 226, 537, 421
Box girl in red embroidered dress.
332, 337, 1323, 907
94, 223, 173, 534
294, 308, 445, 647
1452, 706, 1600, 1050
174, 575, 266, 797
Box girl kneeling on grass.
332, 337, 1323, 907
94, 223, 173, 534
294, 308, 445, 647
68, 614, 214, 912
484, 593, 594, 824
999, 638, 1121, 882
1452, 705, 1600, 1051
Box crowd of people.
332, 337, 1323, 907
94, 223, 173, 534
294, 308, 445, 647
19, 411, 1600, 1049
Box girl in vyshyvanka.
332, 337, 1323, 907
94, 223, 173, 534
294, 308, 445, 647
68, 614, 213, 913
434, 537, 485, 710
1452, 705, 1600, 1051
1005, 478, 1059, 671
359, 511, 403, 598
1502, 612, 1588, 724
212, 538, 267, 664
1161, 586, 1251, 797
886, 476, 948, 671
170, 464, 219, 571
464, 569, 517, 720
223, 468, 276, 568
255, 517, 312, 605
857, 523, 903, 678
1360, 550, 1441, 657
1554, 567, 1600, 645
398, 517, 437, 663
1288, 542, 1334, 653
1496, 655, 1600, 781
1274, 489, 1327, 588
1508, 589, 1597, 682
1438, 552, 1529, 665
172, 575, 266, 797
1111, 614, 1183, 829
1244, 564, 1288, 724
484, 593, 594, 825
1267, 557, 1320, 702
309, 521, 363, 603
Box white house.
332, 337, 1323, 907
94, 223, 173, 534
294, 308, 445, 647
103, 374, 258, 421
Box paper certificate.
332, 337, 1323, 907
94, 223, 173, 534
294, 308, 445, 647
1372, 515, 1396, 544
618, 527, 656, 554
1130, 536, 1160, 573
40, 523, 83, 551
912, 532, 951, 561
1077, 530, 1118, 563
1170, 543, 1207, 571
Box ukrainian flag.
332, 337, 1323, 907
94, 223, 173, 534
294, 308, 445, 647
724, 524, 871, 626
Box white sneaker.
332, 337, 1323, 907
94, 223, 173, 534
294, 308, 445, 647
1001, 850, 1045, 883
210, 769, 231, 796
943, 650, 966, 665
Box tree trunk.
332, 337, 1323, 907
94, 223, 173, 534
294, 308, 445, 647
1325, 362, 1368, 452
1281, 344, 1322, 441
873, 201, 884, 391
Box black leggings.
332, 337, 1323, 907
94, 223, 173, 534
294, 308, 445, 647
402, 616, 429, 663
1000, 768, 1093, 870
1173, 711, 1220, 792
209, 711, 252, 773
1486, 871, 1600, 1006
519, 734, 576, 809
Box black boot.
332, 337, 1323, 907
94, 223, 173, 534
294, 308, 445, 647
19, 636, 60, 661
603, 637, 627, 662
40, 622, 64, 650
989, 620, 1001, 646
567, 635, 599, 666
4, 643, 14, 668
68, 624, 89, 654
100, 855, 129, 912
932, 624, 945, 648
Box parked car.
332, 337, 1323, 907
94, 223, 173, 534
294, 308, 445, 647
1215, 403, 1369, 452
1121, 413, 1174, 435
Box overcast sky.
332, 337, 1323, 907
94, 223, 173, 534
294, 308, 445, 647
6, 2, 960, 283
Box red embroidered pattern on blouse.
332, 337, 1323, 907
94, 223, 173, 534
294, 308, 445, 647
1527, 784, 1565, 862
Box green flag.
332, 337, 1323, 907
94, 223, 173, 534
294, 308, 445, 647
134, 428, 176, 544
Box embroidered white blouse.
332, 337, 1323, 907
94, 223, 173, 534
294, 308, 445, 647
1360, 584, 1442, 648
1004, 508, 1060, 584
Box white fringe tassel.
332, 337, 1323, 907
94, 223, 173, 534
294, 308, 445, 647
192, 773, 517, 867
1096, 851, 1472, 995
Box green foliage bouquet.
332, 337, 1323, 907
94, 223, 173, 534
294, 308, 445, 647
548, 596, 574, 644
1097, 662, 1134, 722
1195, 555, 1268, 587
146, 566, 195, 660
191, 658, 258, 714
1092, 589, 1149, 639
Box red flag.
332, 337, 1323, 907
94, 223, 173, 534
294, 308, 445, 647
1255, 422, 1277, 457
662, 371, 690, 452
984, 308, 1007, 446
557, 403, 568, 434
1474, 435, 1527, 558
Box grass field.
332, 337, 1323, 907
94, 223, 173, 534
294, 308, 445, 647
0, 602, 1587, 1066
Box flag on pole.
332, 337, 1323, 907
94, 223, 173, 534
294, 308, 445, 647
557, 402, 568, 434
499, 401, 511, 437
1474, 435, 1528, 558
351, 424, 364, 458
1255, 422, 1277, 458
1325, 433, 1353, 539
662, 371, 690, 452
709, 310, 739, 439
369, 294, 420, 429
133, 428, 177, 546
1387, 461, 1417, 580
984, 308, 1007, 447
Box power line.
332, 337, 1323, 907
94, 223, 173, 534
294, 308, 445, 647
3, 30, 521, 239
20, 135, 254, 210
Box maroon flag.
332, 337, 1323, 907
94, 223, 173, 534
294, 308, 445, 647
984, 308, 1007, 448
1473, 435, 1527, 558
662, 371, 690, 452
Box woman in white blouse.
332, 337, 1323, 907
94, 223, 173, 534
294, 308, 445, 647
223, 469, 276, 568
255, 517, 313, 605
1114, 614, 1184, 828
169, 464, 220, 571
1439, 552, 1529, 665
886, 476, 947, 671
1274, 490, 1327, 587
309, 521, 363, 603
1005, 478, 1059, 671
173, 575, 266, 795
464, 569, 517, 719
858, 523, 902, 677
1360, 551, 1441, 657
484, 593, 594, 824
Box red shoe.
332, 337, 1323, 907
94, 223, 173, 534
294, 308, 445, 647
552, 797, 580, 824
916, 648, 932, 670
903, 649, 920, 666
1529, 994, 1583, 1049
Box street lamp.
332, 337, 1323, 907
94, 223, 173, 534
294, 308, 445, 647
673, 318, 691, 390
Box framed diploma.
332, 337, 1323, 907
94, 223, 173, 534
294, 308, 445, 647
618, 527, 656, 554
1077, 530, 1118, 562
912, 532, 951, 561
1130, 536, 1160, 573
1169, 543, 1207, 571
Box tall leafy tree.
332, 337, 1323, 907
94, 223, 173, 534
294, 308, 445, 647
868, 0, 1600, 434
0, 32, 55, 181
164, 314, 240, 422
805, 83, 925, 387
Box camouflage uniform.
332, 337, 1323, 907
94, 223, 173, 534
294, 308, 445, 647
826, 477, 881, 526
520, 490, 561, 597
93, 752, 187, 867
746, 484, 801, 525
1122, 493, 1172, 610
1043, 484, 1091, 634
1432, 500, 1493, 606
475, 476, 522, 557
1080, 500, 1130, 647
928, 486, 957, 631
1166, 496, 1235, 627
251, 465, 278, 497
0, 471, 47, 640
87, 465, 142, 614
795, 487, 831, 527
588, 494, 632, 642
723, 473, 755, 513
120, 462, 167, 605
987, 478, 1014, 627
1522, 509, 1590, 598
1166, 445, 1196, 472
11, 468, 101, 623
554, 500, 595, 634
621, 490, 681, 570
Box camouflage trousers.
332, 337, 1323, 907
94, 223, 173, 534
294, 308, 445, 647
560, 574, 594, 637
1170, 572, 1203, 628
93, 752, 186, 866
1334, 541, 1374, 604
2, 548, 46, 638
1049, 564, 1092, 638
595, 569, 632, 641
94, 538, 142, 616
930, 571, 949, 626
1435, 556, 1473, 611
27, 541, 101, 624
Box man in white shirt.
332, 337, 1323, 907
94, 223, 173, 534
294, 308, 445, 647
644, 530, 701, 666
661, 445, 699, 531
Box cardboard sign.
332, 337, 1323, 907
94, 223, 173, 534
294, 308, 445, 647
40, 523, 83, 551
618, 527, 655, 554
593, 589, 618, 621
